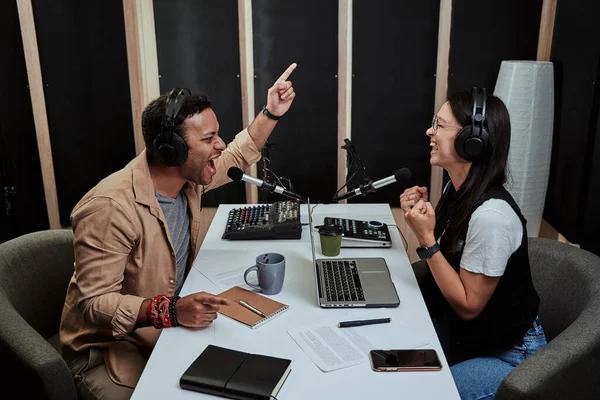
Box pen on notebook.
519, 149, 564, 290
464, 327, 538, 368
337, 317, 392, 328
238, 300, 267, 318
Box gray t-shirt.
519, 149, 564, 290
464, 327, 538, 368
155, 191, 190, 295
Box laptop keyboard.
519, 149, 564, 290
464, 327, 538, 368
323, 260, 365, 302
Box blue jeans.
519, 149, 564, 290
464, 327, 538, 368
450, 316, 547, 400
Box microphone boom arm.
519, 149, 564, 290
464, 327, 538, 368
267, 184, 307, 203
332, 168, 412, 202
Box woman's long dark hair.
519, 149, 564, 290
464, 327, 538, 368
438, 91, 512, 252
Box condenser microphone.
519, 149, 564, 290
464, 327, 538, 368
227, 167, 307, 203
332, 168, 412, 202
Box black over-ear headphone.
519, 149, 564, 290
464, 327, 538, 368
153, 88, 191, 166
454, 87, 489, 162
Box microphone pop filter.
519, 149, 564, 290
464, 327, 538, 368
227, 167, 244, 181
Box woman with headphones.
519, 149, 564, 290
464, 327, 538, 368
400, 88, 547, 399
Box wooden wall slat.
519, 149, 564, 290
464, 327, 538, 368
430, 0, 452, 208
123, 0, 161, 155
238, 0, 258, 204
537, 0, 557, 62
16, 0, 60, 229
337, 0, 352, 200
536, 0, 559, 239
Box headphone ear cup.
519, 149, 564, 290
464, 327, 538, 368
454, 126, 473, 161
464, 136, 484, 159
169, 132, 189, 166
479, 126, 489, 153
454, 87, 490, 162
152, 133, 188, 166
454, 126, 489, 161
465, 126, 489, 160
153, 135, 175, 165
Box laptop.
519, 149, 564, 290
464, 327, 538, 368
307, 199, 400, 308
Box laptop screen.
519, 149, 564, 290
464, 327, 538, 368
307, 198, 317, 266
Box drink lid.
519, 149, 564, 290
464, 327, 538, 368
316, 224, 343, 236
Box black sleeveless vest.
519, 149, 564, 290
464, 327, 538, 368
428, 185, 540, 365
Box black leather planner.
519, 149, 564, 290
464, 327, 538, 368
180, 345, 292, 400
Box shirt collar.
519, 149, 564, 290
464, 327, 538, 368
131, 150, 158, 208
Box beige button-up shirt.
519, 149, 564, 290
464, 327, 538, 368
60, 129, 261, 388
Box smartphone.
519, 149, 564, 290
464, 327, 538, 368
369, 349, 442, 372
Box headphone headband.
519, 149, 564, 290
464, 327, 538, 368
162, 88, 192, 130
471, 87, 487, 139
153, 88, 192, 166
454, 87, 489, 162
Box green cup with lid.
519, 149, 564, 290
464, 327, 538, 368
317, 224, 343, 257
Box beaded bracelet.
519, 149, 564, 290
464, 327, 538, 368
147, 294, 174, 329
169, 295, 181, 327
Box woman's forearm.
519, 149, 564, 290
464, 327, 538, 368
425, 251, 474, 319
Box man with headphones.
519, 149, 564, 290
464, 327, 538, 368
399, 88, 546, 399
60, 63, 298, 400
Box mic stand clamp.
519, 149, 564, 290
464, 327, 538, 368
260, 178, 306, 203
332, 179, 375, 202
357, 179, 375, 196
261, 179, 276, 193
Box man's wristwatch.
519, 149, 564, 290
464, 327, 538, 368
262, 106, 281, 120
416, 242, 440, 260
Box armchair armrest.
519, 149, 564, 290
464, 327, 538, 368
496, 303, 600, 400
0, 297, 77, 400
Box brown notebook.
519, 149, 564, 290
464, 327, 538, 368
217, 286, 289, 329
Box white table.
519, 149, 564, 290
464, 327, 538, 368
132, 203, 460, 400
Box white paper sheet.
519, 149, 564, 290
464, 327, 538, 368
193, 250, 291, 292
287, 317, 431, 372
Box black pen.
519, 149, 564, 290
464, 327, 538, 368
337, 317, 392, 328
338, 318, 392, 328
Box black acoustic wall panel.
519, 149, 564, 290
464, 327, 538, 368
448, 0, 542, 94
154, 0, 245, 206
252, 0, 338, 204
351, 1, 440, 206
545, 0, 600, 249
0, 1, 48, 242
32, 0, 134, 226
445, 0, 541, 221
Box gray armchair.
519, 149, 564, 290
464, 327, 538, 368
496, 237, 600, 399
0, 229, 77, 400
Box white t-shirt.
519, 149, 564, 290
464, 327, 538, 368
459, 199, 523, 277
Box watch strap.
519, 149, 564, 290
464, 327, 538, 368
262, 106, 281, 120
417, 242, 440, 260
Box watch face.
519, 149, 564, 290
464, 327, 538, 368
417, 247, 430, 259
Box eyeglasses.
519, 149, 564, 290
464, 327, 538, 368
431, 115, 462, 134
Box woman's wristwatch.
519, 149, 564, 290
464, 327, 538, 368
416, 242, 440, 260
